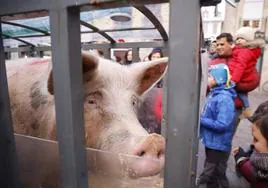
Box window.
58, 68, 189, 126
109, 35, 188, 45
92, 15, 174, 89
243, 20, 250, 26
212, 23, 218, 34
202, 10, 209, 19
252, 20, 260, 28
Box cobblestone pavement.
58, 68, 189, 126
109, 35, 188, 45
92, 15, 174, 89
196, 91, 268, 188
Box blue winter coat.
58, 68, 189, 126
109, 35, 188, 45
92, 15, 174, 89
200, 84, 237, 152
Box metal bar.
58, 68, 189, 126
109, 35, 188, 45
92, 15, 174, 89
9, 27, 156, 39
82, 41, 167, 50
225, 0, 237, 8
80, 20, 115, 43
49, 7, 88, 188
2, 21, 49, 35
0, 21, 20, 188
132, 47, 139, 62
134, 6, 168, 41
164, 0, 201, 188
4, 41, 167, 53
0, 0, 54, 16
2, 33, 36, 46
70, 0, 168, 10
0, 0, 168, 17
103, 48, 111, 59
4, 46, 32, 53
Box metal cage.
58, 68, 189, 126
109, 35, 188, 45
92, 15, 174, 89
0, 0, 216, 187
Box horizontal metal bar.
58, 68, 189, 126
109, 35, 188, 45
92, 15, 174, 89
1, 11, 48, 21
82, 41, 168, 50
80, 20, 115, 43
69, 0, 169, 10
0, 0, 168, 17
2, 21, 49, 35
4, 27, 156, 39
4, 46, 32, 52
4, 41, 168, 53
0, 0, 54, 17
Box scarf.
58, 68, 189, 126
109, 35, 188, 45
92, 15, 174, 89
250, 151, 268, 180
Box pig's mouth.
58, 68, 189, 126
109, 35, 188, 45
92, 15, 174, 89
90, 133, 166, 178
87, 147, 165, 179
122, 153, 165, 178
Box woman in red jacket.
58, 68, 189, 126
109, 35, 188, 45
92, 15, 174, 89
229, 27, 265, 118
233, 101, 268, 188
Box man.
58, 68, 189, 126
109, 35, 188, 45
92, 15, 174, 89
210, 33, 233, 65
209, 33, 243, 130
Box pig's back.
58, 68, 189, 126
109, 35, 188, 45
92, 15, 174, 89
6, 58, 54, 138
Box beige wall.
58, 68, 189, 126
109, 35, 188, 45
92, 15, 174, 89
222, 0, 245, 36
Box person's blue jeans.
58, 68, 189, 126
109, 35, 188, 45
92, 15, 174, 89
238, 93, 249, 108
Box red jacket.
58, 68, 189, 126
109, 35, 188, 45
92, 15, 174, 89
210, 46, 261, 92
237, 158, 268, 188
230, 46, 260, 83
229, 46, 261, 91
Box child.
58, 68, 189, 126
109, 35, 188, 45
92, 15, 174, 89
233, 101, 268, 188
229, 27, 265, 118
197, 63, 237, 188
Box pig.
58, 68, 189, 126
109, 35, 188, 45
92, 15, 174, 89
6, 52, 168, 188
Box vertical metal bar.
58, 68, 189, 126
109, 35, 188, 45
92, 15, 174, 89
49, 7, 88, 188
164, 0, 201, 188
0, 21, 20, 188
132, 47, 140, 62
103, 48, 111, 59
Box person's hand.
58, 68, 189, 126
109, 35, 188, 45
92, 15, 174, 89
234, 147, 248, 164
233, 146, 240, 155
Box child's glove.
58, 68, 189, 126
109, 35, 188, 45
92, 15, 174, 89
245, 144, 254, 156
234, 147, 248, 164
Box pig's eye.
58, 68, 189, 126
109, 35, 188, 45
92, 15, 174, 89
88, 99, 96, 104
131, 95, 139, 107
86, 91, 102, 106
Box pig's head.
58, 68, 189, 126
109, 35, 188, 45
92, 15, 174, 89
47, 52, 168, 178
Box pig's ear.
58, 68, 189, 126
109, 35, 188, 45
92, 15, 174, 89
47, 52, 99, 95
135, 57, 168, 95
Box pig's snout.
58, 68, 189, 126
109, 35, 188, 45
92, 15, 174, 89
128, 133, 165, 178
133, 133, 165, 159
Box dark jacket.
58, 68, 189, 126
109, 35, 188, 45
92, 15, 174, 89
200, 84, 237, 152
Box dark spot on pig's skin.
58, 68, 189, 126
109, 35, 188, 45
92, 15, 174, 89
30, 119, 39, 130
30, 81, 49, 110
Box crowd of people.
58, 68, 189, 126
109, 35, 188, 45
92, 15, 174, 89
90, 28, 268, 187
198, 26, 267, 188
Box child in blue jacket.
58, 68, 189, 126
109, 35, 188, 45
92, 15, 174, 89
197, 63, 237, 188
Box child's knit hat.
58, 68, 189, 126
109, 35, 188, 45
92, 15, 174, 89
248, 101, 268, 123
235, 26, 256, 41
209, 63, 231, 86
